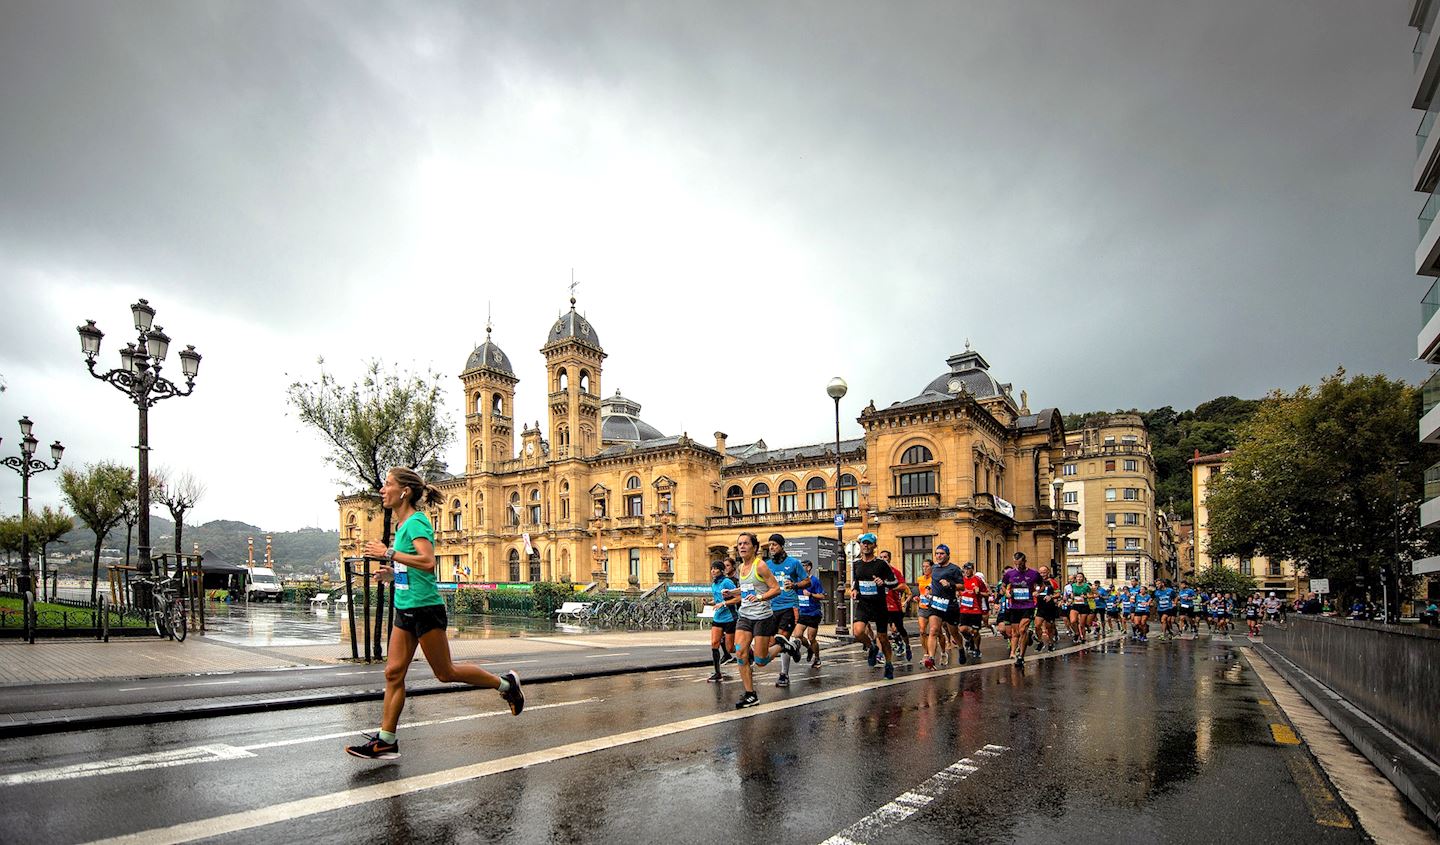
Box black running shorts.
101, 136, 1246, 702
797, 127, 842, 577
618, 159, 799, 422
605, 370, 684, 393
395, 603, 448, 638
738, 614, 780, 637
797, 613, 822, 628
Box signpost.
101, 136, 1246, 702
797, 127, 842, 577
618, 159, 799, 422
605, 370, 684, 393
1310, 578, 1330, 594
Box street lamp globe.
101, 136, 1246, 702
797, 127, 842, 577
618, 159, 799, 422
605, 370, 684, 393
146, 326, 171, 361
18, 416, 33, 439
77, 320, 104, 359
50, 441, 64, 463
178, 345, 202, 379
21, 435, 37, 457
131, 298, 155, 333
120, 344, 139, 374
826, 377, 848, 400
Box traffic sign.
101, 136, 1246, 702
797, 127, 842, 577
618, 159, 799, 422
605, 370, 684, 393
1310, 578, 1329, 594
833, 512, 845, 528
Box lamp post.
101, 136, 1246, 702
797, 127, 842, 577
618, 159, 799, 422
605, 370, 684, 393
1, 417, 64, 595
76, 301, 201, 576
1108, 523, 1116, 581
1052, 480, 1064, 573
827, 377, 848, 632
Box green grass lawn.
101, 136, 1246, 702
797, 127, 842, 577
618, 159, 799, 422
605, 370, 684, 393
0, 596, 150, 628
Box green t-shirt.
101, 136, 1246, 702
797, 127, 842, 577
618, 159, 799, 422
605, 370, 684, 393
392, 512, 442, 610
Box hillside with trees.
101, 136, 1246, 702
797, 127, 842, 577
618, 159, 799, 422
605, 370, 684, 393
41, 515, 339, 576
1064, 396, 1260, 521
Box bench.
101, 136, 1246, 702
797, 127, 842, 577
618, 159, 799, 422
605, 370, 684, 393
554, 601, 591, 621
698, 605, 717, 620
308, 593, 330, 607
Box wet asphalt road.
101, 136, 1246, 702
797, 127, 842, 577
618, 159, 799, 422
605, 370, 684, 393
0, 633, 1368, 845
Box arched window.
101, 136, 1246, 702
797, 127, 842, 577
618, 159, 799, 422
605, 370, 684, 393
751, 482, 770, 515
528, 489, 542, 525
557, 368, 568, 391
473, 444, 482, 465
901, 445, 934, 465
559, 482, 570, 521
838, 473, 858, 508
726, 484, 744, 516
805, 476, 827, 510
777, 479, 798, 513
474, 393, 483, 415
625, 476, 642, 489
508, 492, 520, 527
492, 394, 504, 415
625, 476, 644, 517
450, 499, 462, 532
579, 370, 591, 393
508, 548, 521, 582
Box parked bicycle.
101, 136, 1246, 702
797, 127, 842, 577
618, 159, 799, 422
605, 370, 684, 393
140, 576, 188, 642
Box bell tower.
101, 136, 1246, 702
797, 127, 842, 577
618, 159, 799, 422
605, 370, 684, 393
461, 323, 518, 472
541, 291, 605, 460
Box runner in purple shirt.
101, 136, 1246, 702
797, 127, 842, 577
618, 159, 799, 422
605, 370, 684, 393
1001, 551, 1043, 666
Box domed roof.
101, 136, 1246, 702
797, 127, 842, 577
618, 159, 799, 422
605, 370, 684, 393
546, 298, 602, 350
921, 348, 1002, 399
463, 331, 515, 377
600, 390, 665, 443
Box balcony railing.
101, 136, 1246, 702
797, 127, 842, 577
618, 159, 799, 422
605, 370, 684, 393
889, 493, 940, 510
705, 507, 861, 529
1421, 189, 1440, 243
1426, 279, 1440, 330
1426, 369, 1440, 417
615, 515, 644, 529
1427, 461, 1440, 502
1062, 442, 1147, 459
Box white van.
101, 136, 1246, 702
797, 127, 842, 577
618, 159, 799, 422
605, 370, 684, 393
247, 567, 284, 602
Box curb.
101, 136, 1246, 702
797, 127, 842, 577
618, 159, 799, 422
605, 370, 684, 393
0, 657, 712, 740
1253, 643, 1440, 831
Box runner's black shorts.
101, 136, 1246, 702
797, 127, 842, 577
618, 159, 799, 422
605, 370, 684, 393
711, 619, 737, 635
958, 611, 984, 628
797, 613, 822, 628
1004, 607, 1036, 624
1179, 607, 1194, 617
1037, 602, 1060, 621
855, 601, 887, 626
738, 614, 780, 637
773, 607, 798, 634
395, 603, 448, 638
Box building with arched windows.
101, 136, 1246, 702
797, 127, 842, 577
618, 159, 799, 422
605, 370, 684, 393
336, 300, 1082, 590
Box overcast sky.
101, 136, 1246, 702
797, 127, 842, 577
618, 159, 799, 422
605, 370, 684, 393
0, 0, 1425, 532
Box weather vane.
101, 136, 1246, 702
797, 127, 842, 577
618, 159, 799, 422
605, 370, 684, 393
569, 268, 579, 306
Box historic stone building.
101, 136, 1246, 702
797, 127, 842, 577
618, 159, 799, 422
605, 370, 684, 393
337, 299, 1080, 590
1190, 449, 1302, 595
1057, 414, 1166, 585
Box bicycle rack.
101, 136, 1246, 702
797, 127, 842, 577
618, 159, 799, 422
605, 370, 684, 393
343, 556, 393, 663
153, 553, 206, 636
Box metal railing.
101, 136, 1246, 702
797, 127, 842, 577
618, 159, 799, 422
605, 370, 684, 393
343, 556, 393, 663
889, 493, 940, 510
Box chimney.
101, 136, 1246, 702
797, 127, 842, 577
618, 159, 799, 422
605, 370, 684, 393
714, 431, 728, 456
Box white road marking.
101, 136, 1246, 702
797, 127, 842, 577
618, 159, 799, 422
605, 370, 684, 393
589, 652, 632, 659
240, 698, 600, 750
818, 744, 1011, 845
0, 745, 255, 787
480, 659, 537, 667
117, 680, 243, 692
83, 641, 1105, 845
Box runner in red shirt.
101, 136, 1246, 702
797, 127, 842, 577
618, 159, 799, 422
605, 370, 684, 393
957, 562, 989, 660
880, 550, 913, 662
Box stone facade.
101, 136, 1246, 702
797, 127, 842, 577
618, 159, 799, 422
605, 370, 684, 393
337, 304, 1081, 589
1190, 450, 1303, 595
1057, 414, 1165, 585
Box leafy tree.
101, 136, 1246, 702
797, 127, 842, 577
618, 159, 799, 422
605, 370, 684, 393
0, 516, 22, 566
1204, 370, 1436, 616
59, 462, 136, 604
30, 506, 73, 600
287, 358, 453, 541
1191, 564, 1258, 597
154, 468, 205, 559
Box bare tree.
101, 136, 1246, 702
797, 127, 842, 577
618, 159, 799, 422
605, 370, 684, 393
154, 468, 206, 559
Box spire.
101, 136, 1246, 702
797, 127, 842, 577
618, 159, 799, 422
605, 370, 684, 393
569, 268, 578, 309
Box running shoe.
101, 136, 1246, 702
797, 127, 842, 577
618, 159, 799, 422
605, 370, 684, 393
499, 671, 525, 716
904, 643, 913, 661
1014, 654, 1024, 667
970, 648, 982, 660
707, 672, 724, 683
777, 636, 800, 660
345, 733, 399, 760
866, 646, 878, 667
775, 674, 790, 688
939, 650, 949, 666
883, 663, 894, 680
923, 655, 935, 670
735, 691, 759, 709
720, 651, 737, 666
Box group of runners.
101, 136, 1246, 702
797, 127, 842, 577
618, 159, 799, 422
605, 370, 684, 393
706, 530, 1297, 708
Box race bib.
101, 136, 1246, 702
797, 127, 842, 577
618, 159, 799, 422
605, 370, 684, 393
1012, 587, 1031, 601
1137, 601, 1150, 611
930, 596, 951, 612
858, 582, 878, 596
1158, 599, 1173, 611
960, 595, 976, 609
741, 583, 757, 598
919, 595, 931, 608
393, 562, 409, 590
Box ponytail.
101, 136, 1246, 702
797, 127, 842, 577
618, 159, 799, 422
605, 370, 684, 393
388, 466, 443, 509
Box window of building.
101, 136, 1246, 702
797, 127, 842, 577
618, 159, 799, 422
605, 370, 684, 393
1062, 464, 1077, 476
579, 370, 590, 393
626, 493, 644, 517
1123, 513, 1139, 526
1123, 459, 1138, 472
1066, 539, 1079, 553
1106, 513, 1117, 526
726, 485, 743, 516
508, 549, 521, 582
1123, 488, 1140, 501
1103, 436, 1115, 446
1124, 538, 1140, 550
593, 495, 607, 518
629, 548, 641, 580
1068, 562, 1082, 578
529, 489, 542, 525
557, 369, 568, 391
900, 536, 931, 583
1240, 557, 1253, 576
529, 552, 541, 582
1063, 491, 1078, 505
778, 480, 798, 513
805, 476, 826, 510
451, 499, 462, 531
659, 491, 673, 514
898, 470, 936, 496
1104, 460, 1115, 472
560, 497, 569, 521
1267, 559, 1282, 576
1105, 488, 1117, 502
1121, 435, 1138, 445
508, 492, 520, 527
901, 445, 934, 465
1210, 466, 1222, 481
492, 394, 504, 415
1106, 538, 1117, 552
752, 482, 770, 515
985, 539, 992, 568
975, 536, 982, 564
1105, 559, 1117, 580
1125, 559, 1140, 578
839, 474, 857, 508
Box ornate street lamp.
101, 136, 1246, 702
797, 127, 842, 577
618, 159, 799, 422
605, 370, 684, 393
76, 300, 201, 575
827, 376, 848, 631
1, 417, 64, 595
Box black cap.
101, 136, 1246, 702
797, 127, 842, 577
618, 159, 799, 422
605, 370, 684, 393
768, 533, 786, 546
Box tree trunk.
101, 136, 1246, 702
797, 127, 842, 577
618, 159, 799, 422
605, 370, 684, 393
90, 535, 102, 606
174, 511, 184, 556
124, 523, 134, 569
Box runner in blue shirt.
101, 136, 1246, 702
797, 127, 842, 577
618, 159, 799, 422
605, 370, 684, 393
762, 534, 806, 688
707, 560, 740, 682
795, 561, 826, 668
1103, 586, 1122, 636
1133, 585, 1153, 642
1154, 580, 1178, 640
1177, 581, 1199, 636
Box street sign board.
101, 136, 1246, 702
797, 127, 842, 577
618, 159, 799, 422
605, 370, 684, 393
833, 512, 845, 527
1310, 578, 1329, 594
